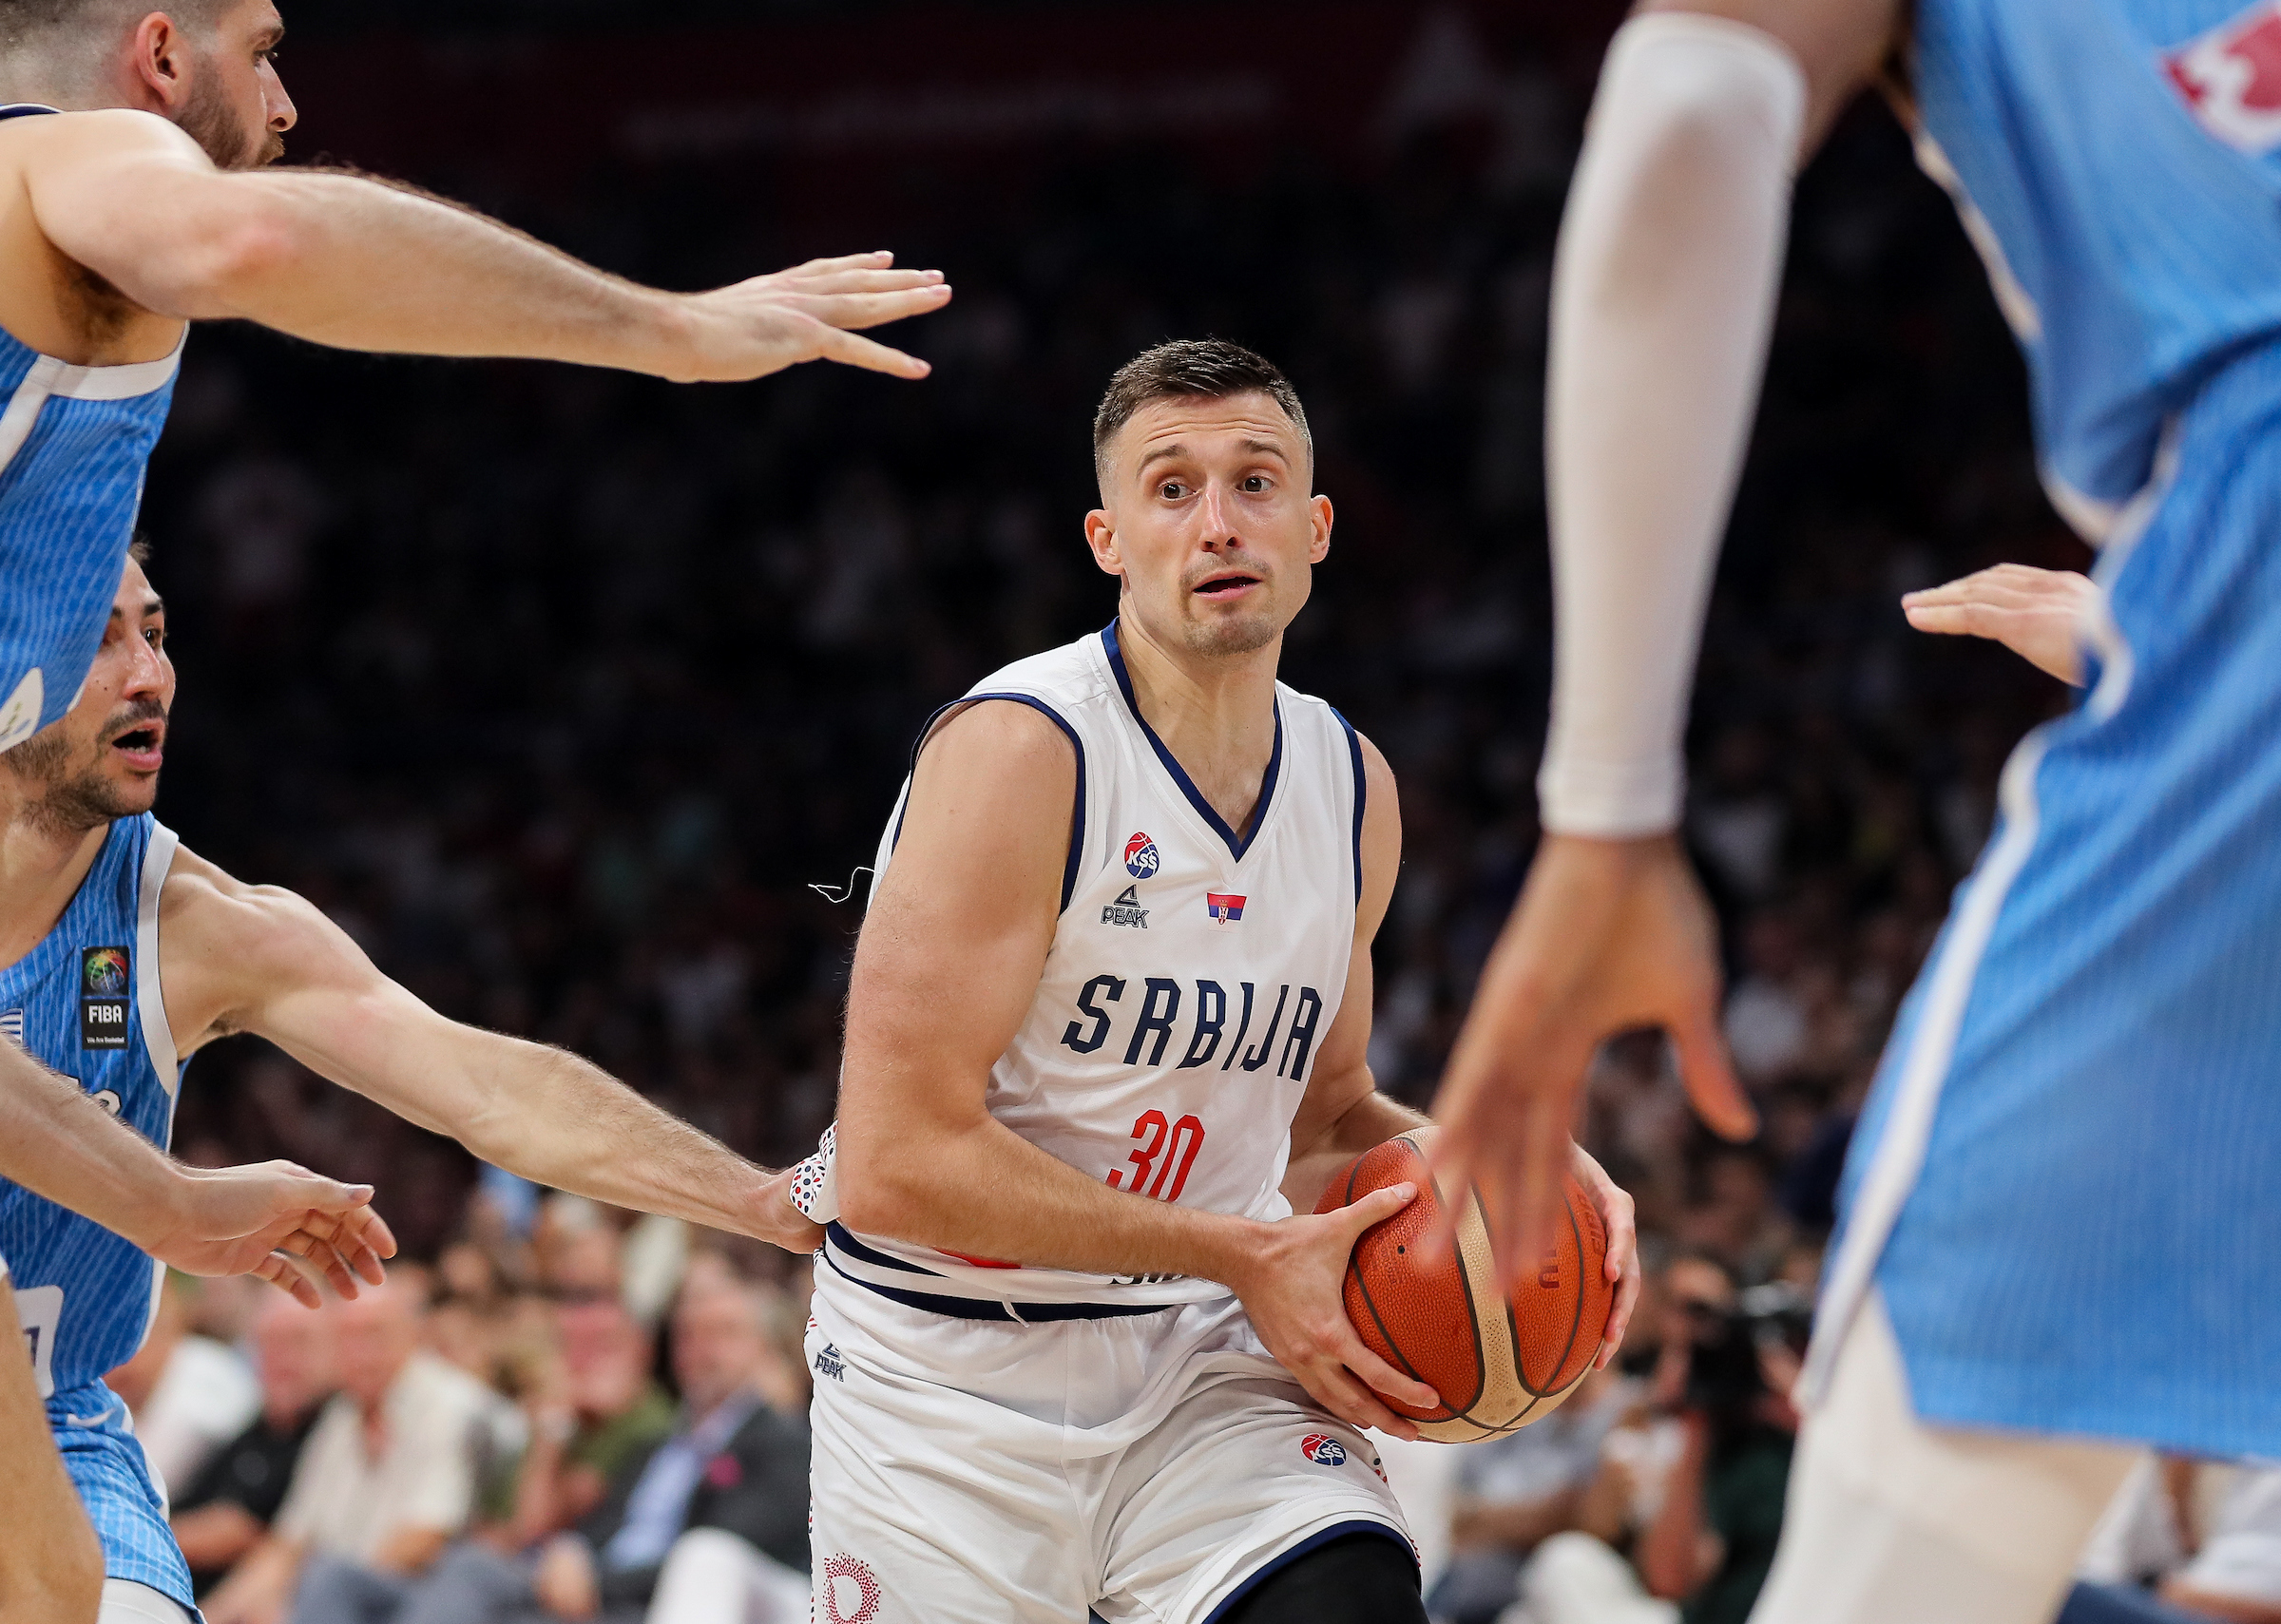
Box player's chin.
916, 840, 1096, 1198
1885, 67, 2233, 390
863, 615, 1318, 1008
1181, 603, 1280, 658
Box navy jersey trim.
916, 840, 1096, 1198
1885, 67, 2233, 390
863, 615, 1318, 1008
822, 1243, 1171, 1323
891, 693, 1087, 913
1200, 1519, 1416, 1623
1330, 706, 1366, 911
1100, 620, 1283, 862
0, 105, 61, 120
826, 1221, 941, 1276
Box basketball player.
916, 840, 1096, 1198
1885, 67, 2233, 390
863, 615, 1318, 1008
785, 340, 1639, 1624
1428, 0, 2281, 1619
0, 551, 827, 1623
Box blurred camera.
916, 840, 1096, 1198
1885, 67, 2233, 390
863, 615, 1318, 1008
1681, 1282, 1814, 1413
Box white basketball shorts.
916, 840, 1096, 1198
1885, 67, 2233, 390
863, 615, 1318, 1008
804, 1273, 1413, 1624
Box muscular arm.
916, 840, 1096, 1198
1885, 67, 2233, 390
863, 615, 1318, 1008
834, 702, 1436, 1434
159, 848, 820, 1251
23, 110, 948, 382
0, 1274, 104, 1624
1278, 737, 1428, 1213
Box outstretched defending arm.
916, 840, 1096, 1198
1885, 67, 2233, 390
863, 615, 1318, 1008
22, 110, 950, 383
156, 846, 824, 1254
0, 1037, 391, 1304
1431, 0, 1905, 1279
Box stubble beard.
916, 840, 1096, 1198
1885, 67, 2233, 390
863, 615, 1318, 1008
3, 730, 149, 839
1178, 609, 1281, 659
176, 68, 281, 171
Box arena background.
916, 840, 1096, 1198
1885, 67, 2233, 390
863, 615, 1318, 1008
147, 0, 2087, 1264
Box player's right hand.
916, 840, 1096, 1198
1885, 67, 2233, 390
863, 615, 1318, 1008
662, 251, 952, 383
141, 1160, 397, 1309
1429, 834, 1754, 1291
1230, 1185, 1442, 1442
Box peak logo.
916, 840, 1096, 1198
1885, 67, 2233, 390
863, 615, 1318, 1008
2166, 1, 2281, 153
1300, 1433, 1349, 1467
1123, 832, 1161, 878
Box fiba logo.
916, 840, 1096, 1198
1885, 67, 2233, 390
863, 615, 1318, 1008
821, 1554, 881, 1624
1123, 831, 1160, 879
1299, 1433, 1348, 1467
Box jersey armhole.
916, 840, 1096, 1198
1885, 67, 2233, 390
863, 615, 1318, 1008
891, 693, 1088, 913
1330, 707, 1366, 914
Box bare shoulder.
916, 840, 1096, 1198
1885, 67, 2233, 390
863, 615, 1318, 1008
875, 698, 1078, 918
162, 844, 351, 984
5, 107, 203, 165
1349, 729, 1402, 926
915, 696, 1079, 781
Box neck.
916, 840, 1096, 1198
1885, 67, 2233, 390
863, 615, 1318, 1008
0, 781, 110, 972
1116, 607, 1282, 840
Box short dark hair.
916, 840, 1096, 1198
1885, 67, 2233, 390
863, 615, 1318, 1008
1091, 339, 1313, 487
0, 0, 220, 50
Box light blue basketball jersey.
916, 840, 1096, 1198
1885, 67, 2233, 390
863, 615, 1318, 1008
0, 105, 182, 754
0, 813, 183, 1396
0, 813, 195, 1607
1808, 0, 2281, 1455
1909, 0, 2281, 530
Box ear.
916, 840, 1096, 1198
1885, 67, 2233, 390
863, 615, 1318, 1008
1308, 494, 1333, 565
125, 11, 194, 113
1083, 509, 1122, 580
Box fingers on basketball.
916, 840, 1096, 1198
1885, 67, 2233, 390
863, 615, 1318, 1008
1320, 1129, 1617, 1442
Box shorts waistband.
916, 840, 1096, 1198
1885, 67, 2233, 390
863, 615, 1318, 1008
824, 1224, 1174, 1323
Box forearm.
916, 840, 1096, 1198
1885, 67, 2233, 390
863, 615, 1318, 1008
371, 1526, 450, 1577
1539, 14, 1805, 835
838, 1109, 1271, 1287
0, 1040, 186, 1251
1280, 1087, 1427, 1213
392, 1028, 779, 1238
92, 169, 685, 376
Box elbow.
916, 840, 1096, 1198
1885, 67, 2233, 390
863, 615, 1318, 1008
12, 1519, 104, 1624
163, 197, 301, 317
833, 1129, 928, 1240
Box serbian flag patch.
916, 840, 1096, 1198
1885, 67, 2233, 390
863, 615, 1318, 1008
1205, 892, 1247, 923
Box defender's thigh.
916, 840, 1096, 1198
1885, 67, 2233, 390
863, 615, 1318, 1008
1096, 1374, 1413, 1624
1750, 1296, 2138, 1624
806, 1315, 1089, 1624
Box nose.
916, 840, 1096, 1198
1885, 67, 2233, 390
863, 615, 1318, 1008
1197, 482, 1236, 549
267, 69, 297, 132
123, 634, 168, 697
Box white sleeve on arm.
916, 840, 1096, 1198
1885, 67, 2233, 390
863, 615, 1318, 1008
1538, 12, 1808, 838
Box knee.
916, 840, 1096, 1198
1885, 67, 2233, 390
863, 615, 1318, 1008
1219, 1532, 1427, 1624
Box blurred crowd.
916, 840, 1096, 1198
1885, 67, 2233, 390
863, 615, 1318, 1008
107, 7, 2137, 1620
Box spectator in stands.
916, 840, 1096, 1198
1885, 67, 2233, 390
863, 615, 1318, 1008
1426, 1366, 1638, 1624
506, 1295, 676, 1547
2063, 1461, 2281, 1624
1517, 1253, 1797, 1624
174, 1290, 342, 1596
203, 1268, 498, 1624
348, 1275, 810, 1624
111, 1274, 262, 1498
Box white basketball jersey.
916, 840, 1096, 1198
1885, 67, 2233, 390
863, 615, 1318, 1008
819, 621, 1367, 1309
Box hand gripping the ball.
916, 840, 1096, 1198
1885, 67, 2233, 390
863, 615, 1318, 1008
1224, 1184, 1443, 1442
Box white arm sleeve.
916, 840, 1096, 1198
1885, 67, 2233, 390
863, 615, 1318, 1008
1538, 13, 1807, 838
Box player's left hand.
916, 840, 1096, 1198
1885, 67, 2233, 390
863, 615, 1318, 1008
1569, 1143, 1640, 1370
1229, 1185, 1444, 1442
1901, 564, 2098, 686
666, 251, 953, 383
140, 1160, 398, 1309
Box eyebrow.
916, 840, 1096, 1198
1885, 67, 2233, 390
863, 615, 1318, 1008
1136, 437, 1292, 474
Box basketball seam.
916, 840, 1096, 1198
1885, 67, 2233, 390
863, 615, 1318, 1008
1348, 1136, 1486, 1422
1406, 1131, 1492, 1421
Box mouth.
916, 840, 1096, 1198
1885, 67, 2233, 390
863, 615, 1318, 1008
1191, 569, 1264, 601
107, 721, 165, 771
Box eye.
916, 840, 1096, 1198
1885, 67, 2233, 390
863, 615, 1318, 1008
1241, 475, 1270, 493
144, 625, 165, 651
1158, 481, 1187, 501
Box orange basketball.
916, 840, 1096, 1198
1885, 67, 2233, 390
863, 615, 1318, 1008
1314, 1124, 1614, 1442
